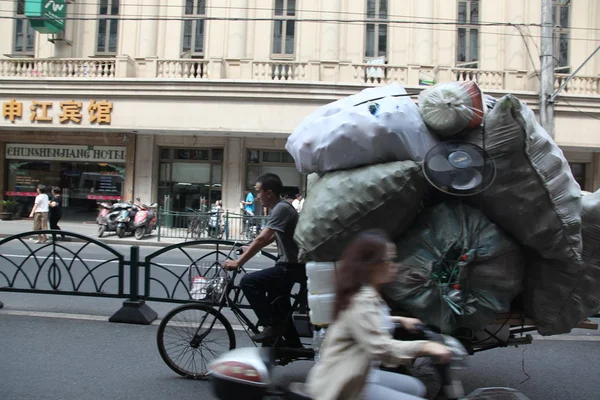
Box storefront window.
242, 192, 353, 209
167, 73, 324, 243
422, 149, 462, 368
246, 149, 304, 216
158, 147, 222, 212
5, 143, 127, 219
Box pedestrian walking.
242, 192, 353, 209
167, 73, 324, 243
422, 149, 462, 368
49, 187, 65, 240
29, 184, 49, 244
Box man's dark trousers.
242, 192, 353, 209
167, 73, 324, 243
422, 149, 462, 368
241, 262, 306, 344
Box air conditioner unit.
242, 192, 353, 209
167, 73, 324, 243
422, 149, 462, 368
48, 30, 72, 45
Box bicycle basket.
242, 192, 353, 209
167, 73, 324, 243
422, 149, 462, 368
188, 261, 226, 301
464, 388, 530, 400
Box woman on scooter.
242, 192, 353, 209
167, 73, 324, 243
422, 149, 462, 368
305, 230, 453, 400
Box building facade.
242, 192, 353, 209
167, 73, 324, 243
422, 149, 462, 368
1, 0, 599, 219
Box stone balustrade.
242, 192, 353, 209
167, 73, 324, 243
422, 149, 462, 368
555, 74, 600, 95
0, 57, 598, 97
0, 58, 116, 78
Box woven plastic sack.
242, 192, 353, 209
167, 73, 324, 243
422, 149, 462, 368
285, 84, 439, 174
466, 95, 582, 263
382, 202, 524, 334
294, 161, 426, 262
525, 190, 600, 335
418, 81, 486, 138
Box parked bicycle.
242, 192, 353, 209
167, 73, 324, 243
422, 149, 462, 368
185, 207, 223, 241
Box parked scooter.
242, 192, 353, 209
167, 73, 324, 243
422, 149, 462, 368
115, 201, 139, 238
132, 198, 158, 240
97, 201, 129, 238
208, 326, 529, 400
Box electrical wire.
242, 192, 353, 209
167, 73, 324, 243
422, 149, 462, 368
559, 99, 600, 121
2, 0, 600, 33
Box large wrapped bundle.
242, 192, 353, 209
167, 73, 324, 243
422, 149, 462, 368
466, 95, 582, 263
526, 190, 600, 335
579, 191, 600, 317
295, 161, 426, 262
285, 84, 438, 174
382, 202, 524, 334
418, 81, 486, 138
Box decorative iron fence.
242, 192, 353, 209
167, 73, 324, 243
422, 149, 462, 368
0, 232, 276, 324
156, 209, 268, 242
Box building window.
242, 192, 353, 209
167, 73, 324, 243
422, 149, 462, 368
14, 0, 35, 55
182, 0, 206, 57
569, 162, 586, 190
246, 149, 303, 215
97, 0, 120, 55
457, 0, 479, 68
158, 148, 222, 212
553, 0, 570, 73
272, 0, 296, 57
365, 0, 388, 60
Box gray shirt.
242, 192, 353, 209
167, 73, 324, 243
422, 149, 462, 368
265, 200, 299, 263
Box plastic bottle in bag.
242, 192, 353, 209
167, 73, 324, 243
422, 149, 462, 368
312, 327, 327, 361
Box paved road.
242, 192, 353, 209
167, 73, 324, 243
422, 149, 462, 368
1, 313, 599, 400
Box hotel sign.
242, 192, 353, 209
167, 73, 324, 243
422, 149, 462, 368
2, 99, 113, 124
6, 144, 127, 162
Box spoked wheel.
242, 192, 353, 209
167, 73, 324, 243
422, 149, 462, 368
157, 303, 236, 379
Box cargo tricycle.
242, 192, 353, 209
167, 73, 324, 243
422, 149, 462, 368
154, 240, 598, 399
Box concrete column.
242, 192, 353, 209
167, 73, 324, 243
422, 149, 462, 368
133, 134, 154, 203
118, 0, 140, 57
411, 0, 434, 65
138, 0, 159, 57
157, 0, 184, 58
227, 0, 248, 59
320, 0, 340, 61
223, 137, 244, 215
504, 0, 526, 70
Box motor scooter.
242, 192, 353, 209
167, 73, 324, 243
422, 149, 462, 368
208, 326, 530, 400
96, 201, 128, 237
132, 198, 158, 240
115, 201, 139, 238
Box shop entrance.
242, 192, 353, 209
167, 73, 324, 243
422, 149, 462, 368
158, 147, 223, 212
5, 144, 127, 221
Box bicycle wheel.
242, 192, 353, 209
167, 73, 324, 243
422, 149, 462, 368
157, 303, 236, 379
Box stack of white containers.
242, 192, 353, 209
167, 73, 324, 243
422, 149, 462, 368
306, 261, 338, 326
306, 261, 337, 359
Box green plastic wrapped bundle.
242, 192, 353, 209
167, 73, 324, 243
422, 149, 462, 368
295, 160, 426, 262
382, 202, 524, 334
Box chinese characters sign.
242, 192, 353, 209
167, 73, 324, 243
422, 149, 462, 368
2, 99, 113, 125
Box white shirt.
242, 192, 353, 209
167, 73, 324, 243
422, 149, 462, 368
35, 194, 49, 213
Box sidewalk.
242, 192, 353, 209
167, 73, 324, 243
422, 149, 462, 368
0, 219, 277, 250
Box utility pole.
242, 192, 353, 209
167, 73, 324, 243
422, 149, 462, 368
540, 0, 555, 138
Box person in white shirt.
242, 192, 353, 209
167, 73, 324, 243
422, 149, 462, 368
29, 184, 49, 244
292, 193, 304, 213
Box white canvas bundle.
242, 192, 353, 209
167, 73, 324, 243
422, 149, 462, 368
286, 84, 439, 174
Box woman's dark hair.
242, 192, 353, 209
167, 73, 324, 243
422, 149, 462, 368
333, 230, 392, 319
256, 173, 283, 196
37, 184, 47, 194
52, 187, 61, 195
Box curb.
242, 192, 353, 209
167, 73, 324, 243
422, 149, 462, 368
0, 233, 278, 253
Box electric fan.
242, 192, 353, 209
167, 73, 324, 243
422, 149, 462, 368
423, 141, 496, 196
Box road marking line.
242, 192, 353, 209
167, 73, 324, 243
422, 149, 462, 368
0, 254, 262, 271
0, 309, 246, 331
